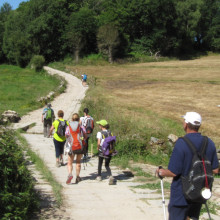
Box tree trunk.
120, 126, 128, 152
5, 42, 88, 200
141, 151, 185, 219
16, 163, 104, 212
75, 49, 79, 64
108, 45, 113, 64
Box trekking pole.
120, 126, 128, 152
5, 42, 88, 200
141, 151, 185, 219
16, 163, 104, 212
158, 166, 167, 220
205, 202, 212, 220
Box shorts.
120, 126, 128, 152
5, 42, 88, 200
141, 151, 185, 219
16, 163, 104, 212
187, 203, 202, 220
44, 119, 52, 127
168, 203, 202, 220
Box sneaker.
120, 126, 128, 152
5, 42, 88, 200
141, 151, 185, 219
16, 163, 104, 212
56, 161, 61, 167
96, 176, 102, 181
75, 176, 81, 184
66, 175, 73, 184
109, 176, 116, 185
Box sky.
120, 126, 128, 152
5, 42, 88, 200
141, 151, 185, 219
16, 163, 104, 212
0, 0, 29, 10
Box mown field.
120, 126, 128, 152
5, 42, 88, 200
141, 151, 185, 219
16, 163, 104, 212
65, 54, 220, 149
0, 65, 60, 116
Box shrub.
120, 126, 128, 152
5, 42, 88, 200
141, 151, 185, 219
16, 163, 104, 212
30, 55, 45, 72
0, 128, 38, 219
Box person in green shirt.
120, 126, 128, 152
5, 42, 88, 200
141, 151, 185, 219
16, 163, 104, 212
49, 110, 69, 167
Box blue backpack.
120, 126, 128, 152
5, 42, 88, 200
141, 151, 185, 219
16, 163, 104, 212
83, 74, 87, 81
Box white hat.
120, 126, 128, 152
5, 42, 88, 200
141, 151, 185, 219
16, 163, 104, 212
182, 112, 202, 126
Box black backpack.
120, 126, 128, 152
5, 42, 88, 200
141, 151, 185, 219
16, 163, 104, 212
84, 116, 94, 134
56, 119, 67, 137
181, 136, 214, 204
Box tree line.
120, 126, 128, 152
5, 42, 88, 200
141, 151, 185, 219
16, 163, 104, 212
0, 0, 219, 67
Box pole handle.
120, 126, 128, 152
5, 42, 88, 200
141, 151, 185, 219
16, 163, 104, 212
158, 166, 164, 179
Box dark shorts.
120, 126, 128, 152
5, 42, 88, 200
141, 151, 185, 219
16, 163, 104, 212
168, 203, 202, 220
187, 203, 202, 220
53, 138, 65, 158
44, 119, 52, 127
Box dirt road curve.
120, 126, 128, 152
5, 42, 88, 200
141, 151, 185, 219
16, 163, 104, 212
13, 67, 220, 220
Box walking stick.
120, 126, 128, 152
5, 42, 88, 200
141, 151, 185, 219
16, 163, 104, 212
158, 166, 167, 220
205, 203, 212, 220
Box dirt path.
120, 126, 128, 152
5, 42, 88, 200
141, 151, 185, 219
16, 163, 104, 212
13, 67, 220, 220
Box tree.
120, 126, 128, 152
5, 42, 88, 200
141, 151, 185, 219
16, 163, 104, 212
97, 24, 120, 63
0, 3, 12, 63
65, 7, 97, 63
3, 10, 33, 67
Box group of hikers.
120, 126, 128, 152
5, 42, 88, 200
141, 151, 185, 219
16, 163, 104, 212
42, 104, 116, 185
42, 103, 219, 220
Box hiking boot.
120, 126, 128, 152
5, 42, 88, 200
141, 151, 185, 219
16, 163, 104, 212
96, 176, 102, 181
75, 176, 81, 184
109, 176, 116, 185
56, 161, 61, 167
66, 175, 73, 184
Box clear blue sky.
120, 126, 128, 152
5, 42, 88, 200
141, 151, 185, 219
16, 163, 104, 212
0, 0, 29, 10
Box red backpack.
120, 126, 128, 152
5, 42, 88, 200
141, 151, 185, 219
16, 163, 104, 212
69, 124, 86, 154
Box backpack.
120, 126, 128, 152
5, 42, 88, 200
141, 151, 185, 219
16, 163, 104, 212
100, 130, 117, 157
46, 108, 52, 120
56, 119, 67, 137
181, 136, 214, 204
84, 116, 94, 134
83, 74, 87, 81
69, 123, 86, 154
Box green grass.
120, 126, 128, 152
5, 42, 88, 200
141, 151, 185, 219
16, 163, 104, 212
200, 201, 219, 216
0, 65, 60, 116
132, 181, 171, 190
131, 167, 153, 178
16, 131, 63, 207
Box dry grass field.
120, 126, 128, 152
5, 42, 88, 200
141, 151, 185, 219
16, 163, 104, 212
67, 54, 220, 147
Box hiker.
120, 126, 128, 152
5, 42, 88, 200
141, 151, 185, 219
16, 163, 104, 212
156, 112, 219, 220
65, 113, 87, 184
42, 103, 55, 137
81, 74, 87, 86
96, 120, 115, 185
80, 108, 94, 158
49, 110, 68, 167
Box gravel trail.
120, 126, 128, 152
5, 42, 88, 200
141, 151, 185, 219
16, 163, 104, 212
12, 67, 220, 220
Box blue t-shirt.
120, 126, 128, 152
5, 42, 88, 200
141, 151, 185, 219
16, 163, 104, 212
168, 133, 219, 207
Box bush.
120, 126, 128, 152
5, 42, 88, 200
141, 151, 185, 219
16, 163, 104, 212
30, 55, 45, 72
0, 128, 38, 219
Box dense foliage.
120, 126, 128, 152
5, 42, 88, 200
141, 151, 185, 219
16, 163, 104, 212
0, 0, 219, 66
0, 128, 38, 219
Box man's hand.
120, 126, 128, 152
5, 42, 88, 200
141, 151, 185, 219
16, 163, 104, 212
156, 167, 165, 179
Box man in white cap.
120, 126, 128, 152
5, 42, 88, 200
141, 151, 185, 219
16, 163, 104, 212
156, 112, 219, 220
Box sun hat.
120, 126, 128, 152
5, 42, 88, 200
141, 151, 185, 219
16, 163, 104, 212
96, 120, 108, 126
182, 112, 202, 126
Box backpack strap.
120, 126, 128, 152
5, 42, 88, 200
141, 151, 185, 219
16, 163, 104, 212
101, 130, 111, 139
181, 136, 208, 157
200, 136, 208, 157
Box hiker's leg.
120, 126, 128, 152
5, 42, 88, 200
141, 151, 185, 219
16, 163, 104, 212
187, 203, 202, 220
59, 141, 65, 164
168, 204, 188, 220
105, 156, 112, 176
43, 120, 47, 137
98, 156, 104, 176
53, 139, 59, 160
67, 154, 74, 175
76, 154, 83, 177
46, 120, 52, 137
86, 137, 89, 155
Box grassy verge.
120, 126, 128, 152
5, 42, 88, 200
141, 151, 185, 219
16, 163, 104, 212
16, 131, 63, 207
0, 65, 61, 116
0, 128, 39, 219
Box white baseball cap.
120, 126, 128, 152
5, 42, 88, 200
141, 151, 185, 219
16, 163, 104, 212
182, 112, 202, 126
